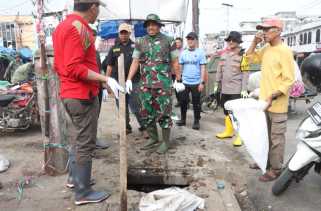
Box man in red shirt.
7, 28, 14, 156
52, 0, 123, 205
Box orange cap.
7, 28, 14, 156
256, 18, 284, 30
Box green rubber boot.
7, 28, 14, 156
156, 128, 170, 154
141, 124, 159, 150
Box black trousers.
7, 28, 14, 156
179, 84, 201, 120
220, 93, 241, 115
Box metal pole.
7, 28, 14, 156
118, 54, 127, 211
222, 3, 233, 36
192, 0, 199, 36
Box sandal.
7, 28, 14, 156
249, 163, 260, 170
259, 170, 281, 182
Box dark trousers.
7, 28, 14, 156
179, 84, 201, 120
63, 97, 99, 164
116, 94, 131, 129
115, 82, 145, 130
220, 94, 241, 115
98, 87, 103, 117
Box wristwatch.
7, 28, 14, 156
201, 81, 205, 85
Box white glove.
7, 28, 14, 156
106, 77, 124, 99
213, 85, 219, 94
241, 90, 249, 98
102, 89, 108, 102
126, 80, 133, 94
249, 88, 260, 98
173, 80, 185, 93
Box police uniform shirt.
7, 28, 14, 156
103, 39, 140, 83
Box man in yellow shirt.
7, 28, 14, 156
246, 18, 295, 182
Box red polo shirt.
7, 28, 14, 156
52, 14, 99, 100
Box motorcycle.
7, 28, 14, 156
272, 53, 321, 196
272, 102, 321, 195
0, 82, 39, 131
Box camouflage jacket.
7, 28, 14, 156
132, 33, 178, 90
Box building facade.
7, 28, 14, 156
0, 15, 35, 50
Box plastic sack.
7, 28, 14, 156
290, 62, 305, 97
0, 80, 11, 90
225, 98, 269, 173
139, 187, 205, 211
0, 154, 10, 173
290, 81, 305, 97
247, 71, 261, 92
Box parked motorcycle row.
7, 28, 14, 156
0, 48, 39, 132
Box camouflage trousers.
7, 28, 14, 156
139, 87, 172, 129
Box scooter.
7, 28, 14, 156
272, 102, 321, 195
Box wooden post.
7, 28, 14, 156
35, 48, 69, 176
35, 0, 68, 176
40, 41, 50, 137
118, 54, 127, 211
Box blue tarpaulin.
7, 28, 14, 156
19, 48, 33, 62
98, 20, 147, 39
134, 22, 147, 37
0, 47, 16, 58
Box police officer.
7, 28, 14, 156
215, 31, 249, 147
103, 23, 148, 137
126, 14, 182, 154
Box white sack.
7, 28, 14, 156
225, 98, 269, 173
247, 71, 261, 92
139, 187, 205, 211
0, 154, 10, 173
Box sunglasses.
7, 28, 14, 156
227, 39, 239, 43
187, 37, 196, 40
262, 27, 279, 32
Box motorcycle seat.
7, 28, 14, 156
0, 95, 16, 107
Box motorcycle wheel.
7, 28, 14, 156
272, 167, 294, 196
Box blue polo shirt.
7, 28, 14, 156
179, 48, 207, 85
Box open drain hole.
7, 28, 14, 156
128, 184, 189, 193
127, 167, 192, 193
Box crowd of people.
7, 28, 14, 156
52, 0, 295, 205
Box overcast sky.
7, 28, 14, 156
1, 0, 321, 36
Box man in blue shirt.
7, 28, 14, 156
176, 32, 207, 130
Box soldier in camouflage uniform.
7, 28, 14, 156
126, 14, 182, 154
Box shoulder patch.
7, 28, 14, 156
72, 20, 91, 51
72, 20, 82, 33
